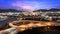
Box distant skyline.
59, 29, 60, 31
0, 0, 60, 11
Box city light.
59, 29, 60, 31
45, 23, 52, 26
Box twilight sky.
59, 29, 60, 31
0, 0, 60, 11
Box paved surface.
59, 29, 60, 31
9, 20, 60, 26
0, 18, 60, 34
8, 20, 60, 32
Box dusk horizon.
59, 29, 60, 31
0, 0, 60, 11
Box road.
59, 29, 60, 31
0, 20, 60, 34
8, 20, 60, 32
9, 20, 60, 26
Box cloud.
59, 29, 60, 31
11, 1, 40, 11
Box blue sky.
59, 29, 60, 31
0, 0, 60, 11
